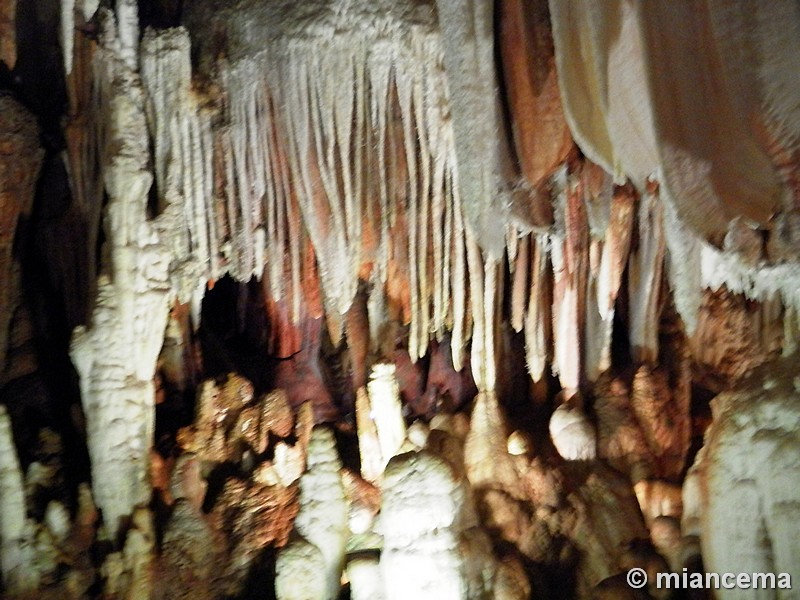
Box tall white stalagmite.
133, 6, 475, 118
367, 364, 407, 473
356, 363, 407, 483
694, 354, 800, 584
70, 7, 173, 537
380, 452, 465, 600
291, 427, 349, 600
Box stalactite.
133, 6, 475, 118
509, 233, 529, 334
628, 187, 665, 364
550, 0, 795, 246
500, 0, 572, 191
584, 180, 635, 382
466, 232, 499, 393
178, 0, 476, 362
141, 27, 218, 299
435, 0, 515, 259
524, 234, 550, 383
550, 168, 586, 393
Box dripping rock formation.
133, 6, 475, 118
0, 0, 798, 598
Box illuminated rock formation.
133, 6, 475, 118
0, 0, 798, 598
690, 353, 800, 584
282, 426, 348, 600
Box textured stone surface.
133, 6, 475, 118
287, 426, 348, 600
691, 353, 800, 584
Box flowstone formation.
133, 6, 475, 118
0, 0, 798, 598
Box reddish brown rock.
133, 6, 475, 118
500, 0, 572, 190
0, 97, 44, 381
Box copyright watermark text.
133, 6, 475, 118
627, 568, 792, 591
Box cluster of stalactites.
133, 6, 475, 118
134, 1, 495, 373
216, 15, 473, 365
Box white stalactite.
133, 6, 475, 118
524, 234, 550, 382
628, 190, 665, 363
434, 0, 512, 259
585, 186, 634, 381
60, 0, 75, 76
189, 0, 472, 356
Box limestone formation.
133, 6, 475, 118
158, 454, 220, 600
275, 537, 327, 600
690, 353, 800, 584
0, 406, 39, 594
68, 5, 174, 537
347, 555, 384, 600
357, 363, 406, 482
0, 1, 797, 598
379, 451, 473, 600
549, 402, 597, 462
284, 426, 348, 600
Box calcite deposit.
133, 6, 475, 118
0, 0, 798, 598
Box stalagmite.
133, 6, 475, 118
159, 454, 219, 600
356, 363, 406, 482
593, 375, 654, 481
549, 402, 596, 461
348, 555, 385, 600
691, 353, 800, 584
464, 391, 520, 495
101, 507, 154, 600
262, 389, 295, 440
285, 426, 348, 600
275, 538, 327, 600
379, 450, 500, 600
367, 364, 406, 471
630, 364, 690, 480
69, 6, 174, 537
355, 387, 383, 483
